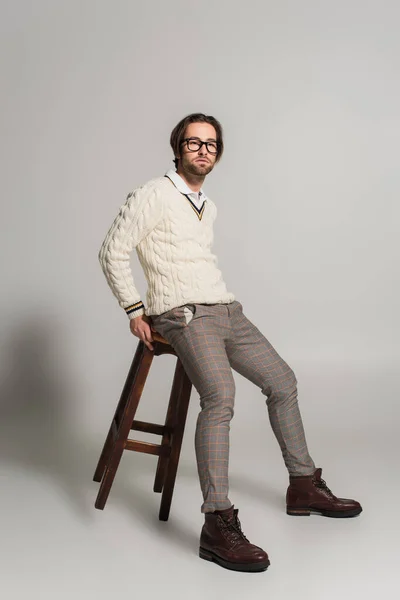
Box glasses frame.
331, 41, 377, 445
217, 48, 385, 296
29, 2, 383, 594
181, 137, 220, 155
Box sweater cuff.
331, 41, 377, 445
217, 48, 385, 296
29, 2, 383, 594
125, 301, 146, 320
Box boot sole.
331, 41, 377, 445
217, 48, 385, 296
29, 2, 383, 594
286, 506, 363, 518
199, 547, 270, 572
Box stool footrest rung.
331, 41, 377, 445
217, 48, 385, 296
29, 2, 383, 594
131, 420, 171, 436
125, 439, 171, 457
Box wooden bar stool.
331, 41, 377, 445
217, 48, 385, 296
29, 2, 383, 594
93, 327, 193, 521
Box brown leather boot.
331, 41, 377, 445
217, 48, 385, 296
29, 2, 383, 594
286, 467, 362, 518
199, 505, 270, 572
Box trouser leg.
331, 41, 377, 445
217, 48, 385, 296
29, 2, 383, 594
151, 303, 235, 512
226, 302, 316, 476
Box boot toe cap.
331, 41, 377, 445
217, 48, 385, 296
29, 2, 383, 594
338, 497, 362, 509
247, 544, 269, 562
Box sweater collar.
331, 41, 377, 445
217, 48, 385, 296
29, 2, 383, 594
164, 169, 207, 201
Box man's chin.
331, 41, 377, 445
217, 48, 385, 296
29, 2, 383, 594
187, 163, 213, 176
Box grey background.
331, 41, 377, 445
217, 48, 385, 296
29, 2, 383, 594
1, 1, 399, 598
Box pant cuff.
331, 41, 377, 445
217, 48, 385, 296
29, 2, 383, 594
201, 499, 232, 513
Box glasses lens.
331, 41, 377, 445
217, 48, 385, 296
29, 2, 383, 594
206, 142, 218, 154
187, 139, 201, 151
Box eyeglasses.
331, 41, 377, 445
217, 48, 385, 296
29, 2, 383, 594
181, 137, 219, 155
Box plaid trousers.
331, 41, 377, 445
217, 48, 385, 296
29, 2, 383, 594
151, 300, 316, 513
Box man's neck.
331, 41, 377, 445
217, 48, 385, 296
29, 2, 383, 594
176, 168, 205, 193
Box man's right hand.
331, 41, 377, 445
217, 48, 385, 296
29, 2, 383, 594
130, 314, 154, 351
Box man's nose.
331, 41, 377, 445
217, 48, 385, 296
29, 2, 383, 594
198, 144, 208, 155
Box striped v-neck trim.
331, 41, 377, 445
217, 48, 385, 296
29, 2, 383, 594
164, 175, 207, 221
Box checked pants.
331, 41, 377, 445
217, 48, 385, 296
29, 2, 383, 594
151, 300, 316, 513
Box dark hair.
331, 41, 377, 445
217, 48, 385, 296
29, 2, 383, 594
170, 112, 224, 169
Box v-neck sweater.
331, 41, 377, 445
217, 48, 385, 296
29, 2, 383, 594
98, 175, 235, 319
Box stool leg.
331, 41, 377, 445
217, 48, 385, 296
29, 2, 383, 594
93, 341, 145, 483
94, 342, 154, 510
93, 426, 115, 484
153, 359, 183, 493
159, 362, 192, 521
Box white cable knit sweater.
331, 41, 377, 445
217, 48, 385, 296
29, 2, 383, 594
98, 173, 235, 319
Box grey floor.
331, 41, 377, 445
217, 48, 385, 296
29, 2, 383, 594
1, 361, 398, 599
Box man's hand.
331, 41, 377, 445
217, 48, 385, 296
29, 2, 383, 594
130, 314, 154, 351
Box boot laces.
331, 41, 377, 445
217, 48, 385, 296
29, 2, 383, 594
314, 476, 334, 497
218, 512, 249, 544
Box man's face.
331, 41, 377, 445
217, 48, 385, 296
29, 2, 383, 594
177, 122, 218, 177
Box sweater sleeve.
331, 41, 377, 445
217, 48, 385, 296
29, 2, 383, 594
98, 182, 164, 319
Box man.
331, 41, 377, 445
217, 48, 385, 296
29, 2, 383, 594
98, 112, 362, 573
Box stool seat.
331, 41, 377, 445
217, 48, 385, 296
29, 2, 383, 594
93, 327, 193, 521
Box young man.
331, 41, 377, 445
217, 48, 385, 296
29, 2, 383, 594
98, 113, 362, 573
